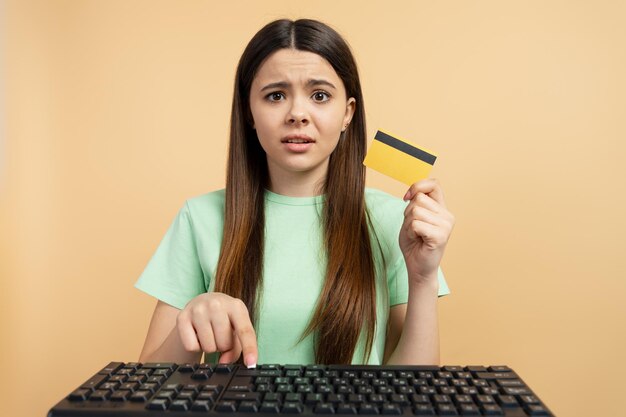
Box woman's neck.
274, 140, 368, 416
266, 160, 328, 197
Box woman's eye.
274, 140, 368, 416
266, 92, 284, 102
312, 91, 331, 102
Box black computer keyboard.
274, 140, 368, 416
47, 362, 554, 416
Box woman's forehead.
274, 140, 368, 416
252, 49, 341, 87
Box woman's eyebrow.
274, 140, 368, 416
260, 79, 337, 92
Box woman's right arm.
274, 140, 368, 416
138, 294, 259, 367
138, 300, 201, 363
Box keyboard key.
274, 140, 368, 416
191, 400, 212, 411
488, 366, 511, 372
306, 393, 325, 404
89, 389, 110, 401
437, 404, 458, 415
454, 394, 473, 404
68, 388, 90, 401
260, 401, 281, 413
80, 374, 107, 391
155, 390, 176, 401
496, 379, 524, 387
139, 382, 159, 394
170, 399, 191, 411
177, 390, 197, 401
142, 362, 176, 372
358, 404, 379, 414
153, 368, 172, 377
215, 364, 235, 373
481, 404, 504, 415
525, 404, 551, 415
314, 403, 335, 414
223, 391, 262, 401
203, 384, 224, 393
98, 381, 120, 392
502, 387, 531, 395
239, 401, 259, 412
264, 392, 283, 403
459, 404, 480, 415
285, 393, 303, 402
127, 375, 146, 384
110, 390, 131, 401
368, 394, 385, 404
411, 394, 430, 404
381, 404, 401, 415
129, 390, 151, 402
480, 387, 499, 396
197, 392, 218, 402
520, 395, 541, 405
465, 366, 487, 372
98, 362, 124, 376
119, 382, 139, 392
475, 372, 516, 380
191, 369, 212, 380
216, 400, 238, 412
177, 363, 198, 373
496, 395, 519, 408
413, 404, 435, 415
162, 383, 182, 392
146, 398, 169, 410
336, 404, 358, 414
135, 368, 152, 376
283, 401, 304, 413
147, 375, 165, 384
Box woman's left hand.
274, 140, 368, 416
399, 179, 455, 285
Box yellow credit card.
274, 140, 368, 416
363, 130, 437, 185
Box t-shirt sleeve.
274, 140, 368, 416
134, 201, 206, 309
388, 256, 451, 306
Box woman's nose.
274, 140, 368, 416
286, 97, 309, 125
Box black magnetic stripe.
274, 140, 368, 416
374, 130, 436, 165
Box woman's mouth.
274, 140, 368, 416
282, 135, 315, 152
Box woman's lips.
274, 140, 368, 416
282, 135, 315, 153
283, 141, 314, 152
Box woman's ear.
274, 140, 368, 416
343, 97, 356, 131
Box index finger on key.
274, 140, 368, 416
403, 178, 447, 208
228, 301, 258, 368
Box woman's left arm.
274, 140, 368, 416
384, 179, 455, 365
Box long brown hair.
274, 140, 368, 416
215, 19, 378, 364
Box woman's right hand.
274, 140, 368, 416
176, 292, 258, 367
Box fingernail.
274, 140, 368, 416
245, 354, 256, 369
403, 190, 411, 201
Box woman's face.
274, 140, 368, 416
249, 48, 355, 187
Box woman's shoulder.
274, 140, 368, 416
181, 189, 226, 225
186, 188, 225, 208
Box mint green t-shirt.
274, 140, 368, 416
134, 188, 450, 364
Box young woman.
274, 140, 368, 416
135, 18, 454, 368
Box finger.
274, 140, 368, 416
402, 206, 443, 232
177, 314, 202, 352
403, 192, 442, 217
210, 308, 235, 353
403, 179, 447, 209
219, 332, 242, 364
192, 315, 217, 353
405, 219, 449, 247
228, 300, 258, 368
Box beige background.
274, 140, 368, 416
2, 1, 625, 416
